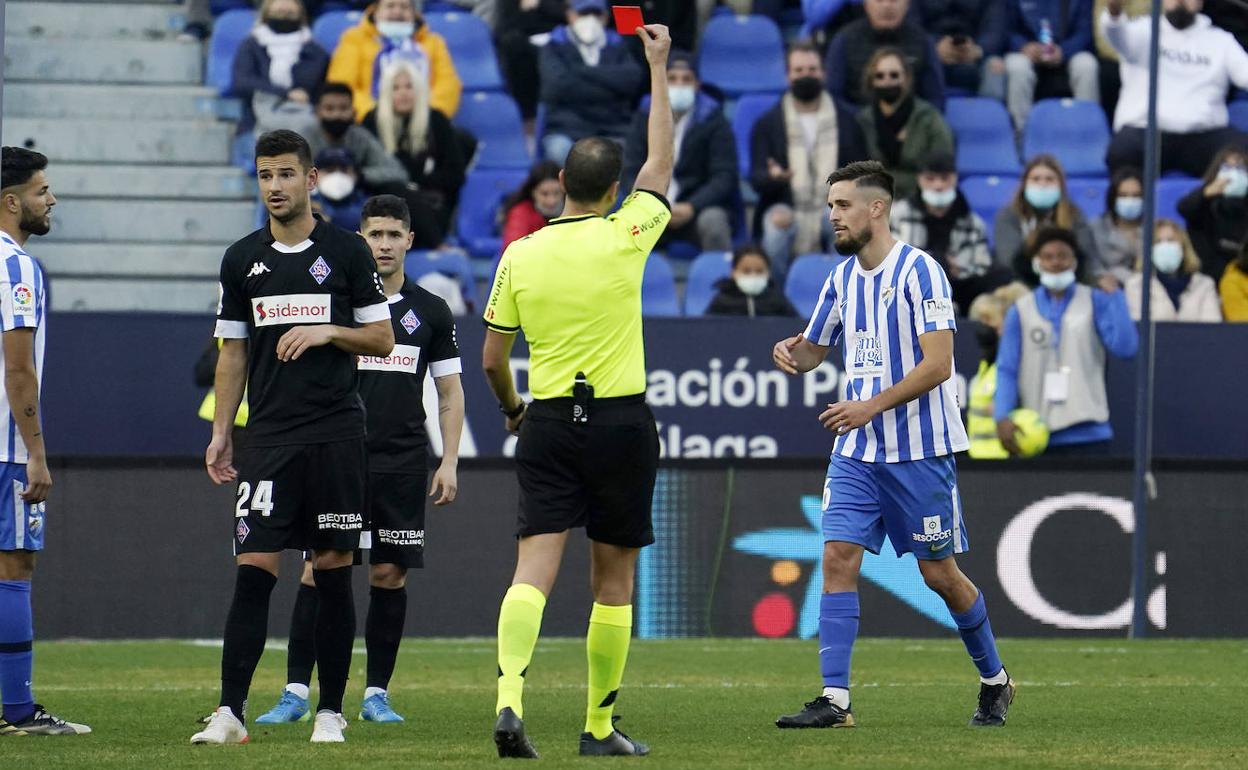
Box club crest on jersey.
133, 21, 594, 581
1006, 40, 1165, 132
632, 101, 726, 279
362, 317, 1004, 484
400, 309, 420, 334
236, 519, 250, 543
309, 256, 331, 284
247, 262, 271, 278
880, 286, 895, 309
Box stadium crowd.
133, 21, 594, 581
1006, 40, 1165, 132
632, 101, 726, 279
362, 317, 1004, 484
191, 0, 1247, 323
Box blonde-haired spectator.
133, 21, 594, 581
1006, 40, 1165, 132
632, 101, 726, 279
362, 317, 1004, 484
1125, 219, 1222, 322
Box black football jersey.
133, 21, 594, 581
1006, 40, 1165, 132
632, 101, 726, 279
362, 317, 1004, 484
358, 278, 461, 473
215, 218, 390, 447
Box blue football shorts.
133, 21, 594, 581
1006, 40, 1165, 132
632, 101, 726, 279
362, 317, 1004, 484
0, 462, 45, 552
821, 453, 968, 560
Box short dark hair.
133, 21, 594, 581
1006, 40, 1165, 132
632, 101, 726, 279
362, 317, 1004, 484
360, 194, 411, 230
786, 40, 820, 66
1028, 225, 1080, 260
316, 81, 354, 105
826, 160, 894, 200
1, 147, 49, 190
255, 130, 313, 170
562, 138, 622, 204
732, 243, 770, 269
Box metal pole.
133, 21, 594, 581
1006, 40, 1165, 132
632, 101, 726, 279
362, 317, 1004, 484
1, 0, 7, 149
1130, 0, 1162, 639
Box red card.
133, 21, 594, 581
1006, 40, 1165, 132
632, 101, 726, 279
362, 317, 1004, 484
612, 5, 645, 36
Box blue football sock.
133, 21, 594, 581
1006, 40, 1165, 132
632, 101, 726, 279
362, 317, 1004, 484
818, 592, 860, 690
0, 579, 35, 724
951, 592, 1004, 680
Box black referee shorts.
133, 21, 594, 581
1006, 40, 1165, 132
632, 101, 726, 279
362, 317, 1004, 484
514, 395, 659, 548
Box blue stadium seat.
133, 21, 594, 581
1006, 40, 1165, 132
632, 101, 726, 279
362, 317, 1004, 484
404, 249, 480, 310
785, 253, 844, 318
1065, 176, 1109, 221
453, 91, 532, 168
426, 12, 504, 91
455, 167, 528, 259
944, 97, 1020, 176
698, 15, 787, 96
1156, 175, 1201, 223
210, 0, 250, 15
961, 174, 1018, 228
1023, 99, 1110, 177
733, 93, 781, 177
643, 254, 681, 317
684, 251, 733, 316
207, 9, 255, 95
1229, 99, 1248, 132
312, 10, 362, 54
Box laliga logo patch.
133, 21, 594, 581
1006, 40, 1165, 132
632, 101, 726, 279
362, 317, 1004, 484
11, 283, 34, 317
236, 519, 250, 543
400, 309, 420, 335
309, 256, 332, 285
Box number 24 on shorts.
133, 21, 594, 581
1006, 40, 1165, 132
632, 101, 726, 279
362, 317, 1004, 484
235, 480, 275, 517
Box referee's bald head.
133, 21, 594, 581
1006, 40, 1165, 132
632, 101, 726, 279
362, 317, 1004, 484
562, 138, 623, 206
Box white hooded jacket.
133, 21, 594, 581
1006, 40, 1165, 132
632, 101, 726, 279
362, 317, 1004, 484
1102, 10, 1248, 133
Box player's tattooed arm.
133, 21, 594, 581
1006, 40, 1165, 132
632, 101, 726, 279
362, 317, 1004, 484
3, 328, 50, 502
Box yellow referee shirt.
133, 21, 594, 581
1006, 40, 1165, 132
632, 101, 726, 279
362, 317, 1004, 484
483, 189, 671, 399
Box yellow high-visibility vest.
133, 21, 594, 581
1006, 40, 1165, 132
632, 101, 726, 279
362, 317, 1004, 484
199, 389, 249, 427
967, 360, 1007, 460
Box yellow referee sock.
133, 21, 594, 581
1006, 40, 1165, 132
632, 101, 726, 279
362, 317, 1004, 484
496, 583, 547, 718
584, 602, 633, 740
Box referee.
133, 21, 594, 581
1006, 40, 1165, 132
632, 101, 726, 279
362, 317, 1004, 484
483, 23, 674, 759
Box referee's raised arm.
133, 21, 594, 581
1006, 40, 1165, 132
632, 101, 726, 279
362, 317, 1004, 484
630, 24, 674, 196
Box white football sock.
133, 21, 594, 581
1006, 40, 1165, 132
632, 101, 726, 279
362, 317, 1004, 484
285, 683, 310, 700
980, 667, 1009, 686
822, 686, 850, 709
364, 687, 387, 700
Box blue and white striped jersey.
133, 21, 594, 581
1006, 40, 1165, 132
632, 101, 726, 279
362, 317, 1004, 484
803, 241, 968, 463
0, 230, 47, 464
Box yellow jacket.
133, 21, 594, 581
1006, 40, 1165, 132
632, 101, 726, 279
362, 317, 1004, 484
1220, 263, 1248, 322
967, 360, 1008, 460
327, 6, 462, 120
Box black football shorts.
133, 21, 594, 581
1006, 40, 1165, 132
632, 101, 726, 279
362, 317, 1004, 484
360, 471, 428, 568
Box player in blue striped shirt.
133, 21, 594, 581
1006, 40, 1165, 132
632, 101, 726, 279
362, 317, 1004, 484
771, 161, 1014, 730
0, 147, 89, 736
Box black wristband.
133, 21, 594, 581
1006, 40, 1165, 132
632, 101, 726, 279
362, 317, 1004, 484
500, 401, 526, 419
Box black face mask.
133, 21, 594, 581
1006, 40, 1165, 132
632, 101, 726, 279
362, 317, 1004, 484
874, 85, 903, 105
265, 18, 301, 34
789, 76, 824, 103
320, 118, 353, 139
976, 324, 1000, 363
1165, 8, 1196, 29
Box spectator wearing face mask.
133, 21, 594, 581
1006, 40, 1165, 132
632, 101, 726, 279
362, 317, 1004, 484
1089, 166, 1144, 290
889, 151, 995, 311
307, 82, 410, 192
965, 282, 1030, 459
1124, 219, 1221, 322
705, 244, 798, 317
1220, 239, 1248, 322
537, 0, 643, 164
362, 59, 468, 248
994, 154, 1100, 285
311, 147, 369, 232
501, 160, 565, 251
751, 42, 866, 279
1177, 145, 1248, 281
994, 226, 1138, 456
231, 0, 328, 135
857, 47, 954, 200
621, 50, 736, 253
824, 0, 947, 109
328, 0, 463, 121
1102, 0, 1248, 177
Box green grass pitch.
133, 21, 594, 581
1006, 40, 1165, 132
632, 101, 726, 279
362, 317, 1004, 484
4, 638, 1246, 769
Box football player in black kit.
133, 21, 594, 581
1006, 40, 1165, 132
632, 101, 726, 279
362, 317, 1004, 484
250, 194, 465, 727
193, 130, 395, 746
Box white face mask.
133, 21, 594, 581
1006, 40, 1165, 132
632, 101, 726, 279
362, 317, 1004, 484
734, 273, 768, 297
921, 187, 956, 209
376, 20, 415, 42
318, 171, 356, 201
571, 15, 605, 46
1152, 241, 1184, 273
1114, 196, 1143, 221
668, 85, 696, 113
1217, 166, 1248, 198
1032, 258, 1076, 292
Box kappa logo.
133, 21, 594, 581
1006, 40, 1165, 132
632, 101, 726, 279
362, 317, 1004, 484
400, 309, 420, 334
309, 256, 331, 284
247, 262, 271, 278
